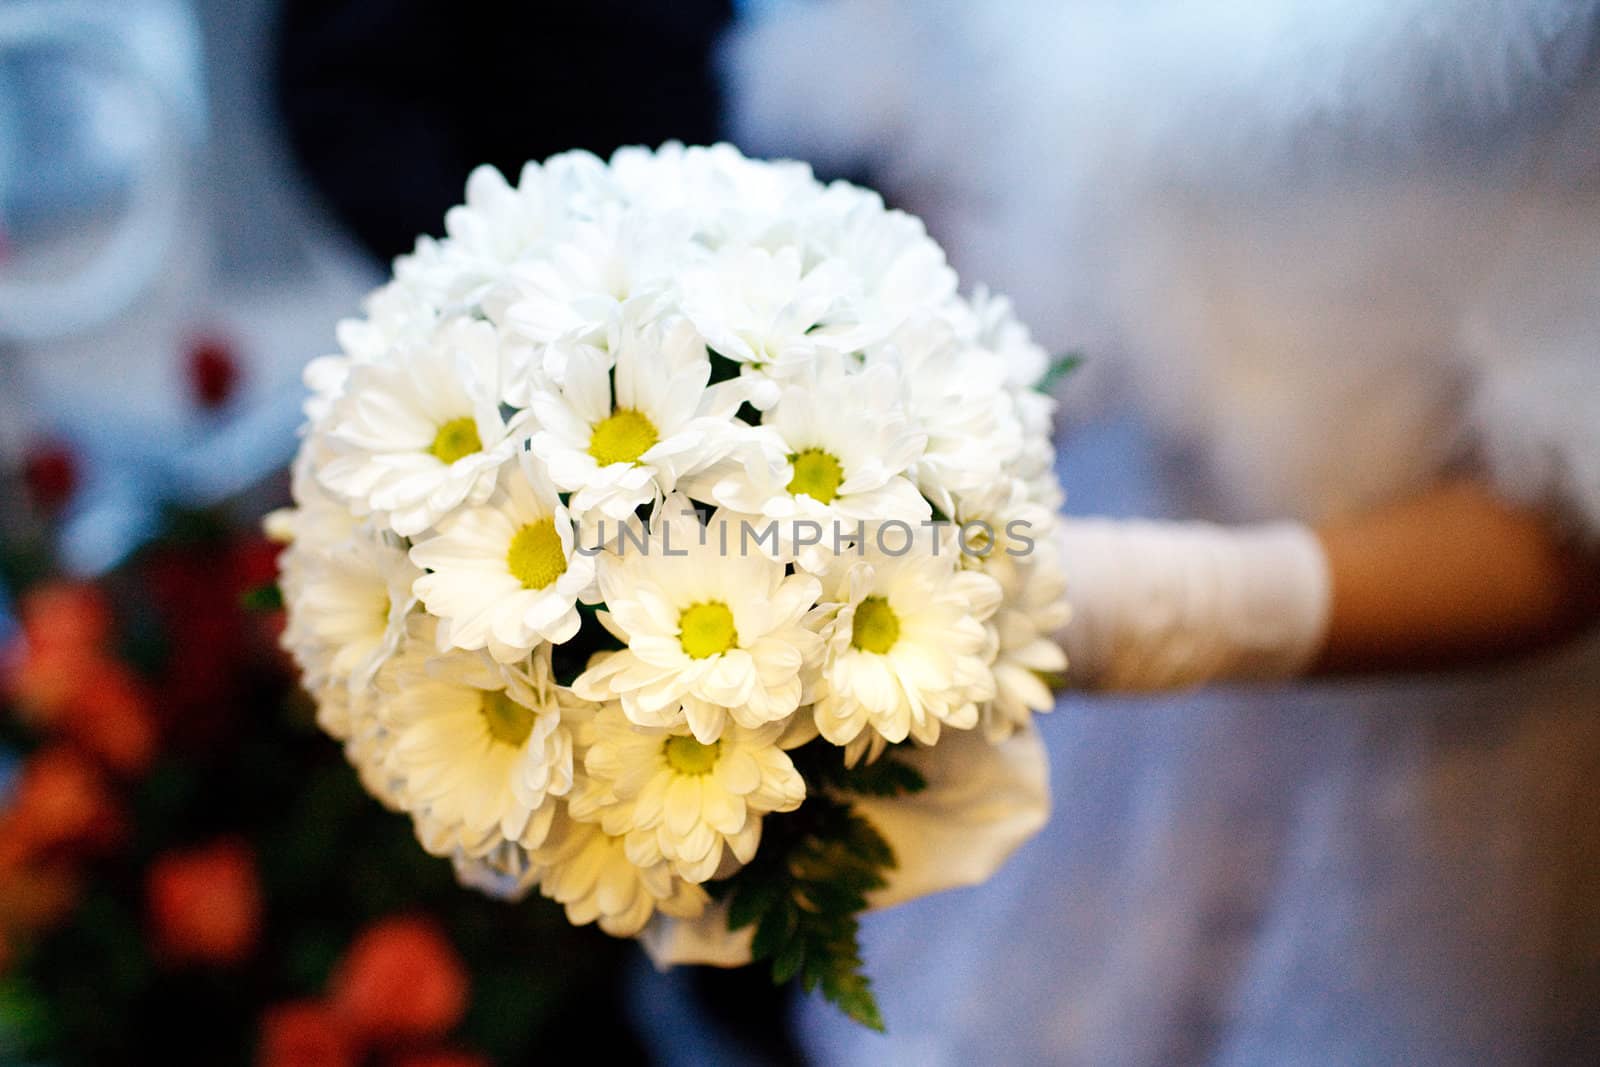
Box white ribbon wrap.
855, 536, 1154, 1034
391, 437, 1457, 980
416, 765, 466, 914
1054, 518, 1332, 691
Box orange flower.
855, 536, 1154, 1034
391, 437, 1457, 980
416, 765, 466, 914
0, 747, 122, 864
328, 916, 469, 1045
2, 642, 82, 728
4, 651, 158, 776
146, 838, 262, 966
70, 659, 158, 776
3, 582, 110, 728
2, 583, 159, 776
258, 1000, 356, 1067
15, 583, 111, 656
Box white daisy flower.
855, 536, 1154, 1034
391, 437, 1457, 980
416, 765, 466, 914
410, 451, 595, 661
967, 285, 1051, 391
525, 312, 751, 523
532, 810, 708, 937
677, 245, 858, 402
1013, 387, 1066, 511
573, 704, 805, 883
607, 143, 820, 246
393, 154, 608, 312
871, 317, 1016, 513
265, 439, 362, 549
801, 184, 957, 341
344, 710, 408, 814
809, 536, 1002, 764
573, 499, 822, 743
451, 841, 542, 903
278, 526, 419, 739
951, 478, 1068, 740
502, 208, 689, 347
685, 361, 930, 548
317, 317, 526, 536
378, 637, 582, 857
303, 281, 441, 425
980, 545, 1069, 742
949, 477, 1059, 574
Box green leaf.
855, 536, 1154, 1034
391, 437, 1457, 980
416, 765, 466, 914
750, 898, 798, 961
704, 739, 917, 1031
770, 937, 807, 985
1039, 351, 1084, 394
835, 758, 926, 798
727, 881, 779, 932
789, 741, 927, 799
240, 581, 283, 611
823, 967, 885, 1032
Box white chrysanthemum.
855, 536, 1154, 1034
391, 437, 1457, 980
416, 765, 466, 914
981, 546, 1070, 742
574, 499, 822, 743
951, 478, 1069, 739
278, 527, 419, 739
872, 317, 1018, 512
678, 245, 858, 400
809, 536, 1002, 764
526, 312, 753, 522
302, 281, 442, 425
344, 711, 408, 813
967, 285, 1051, 391
1013, 387, 1065, 511
276, 142, 1074, 941
607, 143, 821, 246
451, 840, 541, 902
378, 637, 582, 857
686, 361, 930, 538
393, 154, 610, 312
532, 810, 708, 937
572, 704, 806, 883
266, 437, 361, 547
949, 477, 1058, 573
317, 317, 526, 536
410, 452, 595, 661
799, 183, 957, 342
502, 208, 688, 347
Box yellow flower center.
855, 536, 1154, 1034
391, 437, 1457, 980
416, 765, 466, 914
963, 521, 993, 556
588, 408, 659, 466
678, 601, 737, 659
786, 448, 844, 504
430, 416, 482, 464
664, 735, 721, 775
850, 596, 900, 654
480, 689, 537, 747
506, 518, 567, 590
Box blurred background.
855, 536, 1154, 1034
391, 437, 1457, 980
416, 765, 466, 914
1, 0, 1597, 1064
0, 1, 745, 1063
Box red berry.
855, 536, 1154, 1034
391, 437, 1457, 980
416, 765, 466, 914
186, 336, 242, 409
22, 441, 77, 510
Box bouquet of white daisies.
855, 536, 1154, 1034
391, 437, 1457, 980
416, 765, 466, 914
272, 143, 1069, 1028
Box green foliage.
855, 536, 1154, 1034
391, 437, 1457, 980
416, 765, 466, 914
791, 742, 927, 797
240, 582, 283, 612
1039, 351, 1084, 394
713, 742, 926, 1031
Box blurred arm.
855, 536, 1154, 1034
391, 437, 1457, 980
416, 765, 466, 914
1313, 479, 1600, 673
1056, 481, 1600, 691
